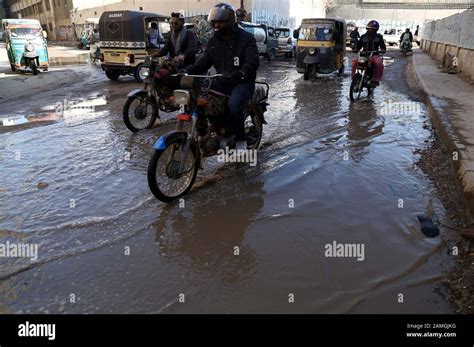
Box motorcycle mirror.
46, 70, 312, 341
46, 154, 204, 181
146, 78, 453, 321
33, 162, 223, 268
293, 29, 299, 39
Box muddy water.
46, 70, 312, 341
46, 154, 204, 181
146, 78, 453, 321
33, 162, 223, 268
0, 53, 453, 313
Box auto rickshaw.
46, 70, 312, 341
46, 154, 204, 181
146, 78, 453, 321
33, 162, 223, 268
2, 19, 49, 75
293, 18, 346, 80
99, 10, 170, 82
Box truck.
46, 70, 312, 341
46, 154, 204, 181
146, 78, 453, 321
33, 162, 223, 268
238, 21, 279, 61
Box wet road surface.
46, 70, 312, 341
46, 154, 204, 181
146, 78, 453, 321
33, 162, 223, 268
0, 50, 455, 313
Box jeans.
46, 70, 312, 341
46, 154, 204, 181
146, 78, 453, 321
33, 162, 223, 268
210, 81, 255, 141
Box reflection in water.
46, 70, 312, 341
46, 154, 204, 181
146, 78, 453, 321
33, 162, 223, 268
152, 179, 265, 283
346, 102, 384, 162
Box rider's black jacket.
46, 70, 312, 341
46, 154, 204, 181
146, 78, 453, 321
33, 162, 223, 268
184, 26, 260, 85
160, 30, 197, 66
350, 30, 360, 39
356, 33, 387, 52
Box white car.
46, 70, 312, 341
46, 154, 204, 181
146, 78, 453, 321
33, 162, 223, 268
383, 28, 403, 46
275, 27, 296, 57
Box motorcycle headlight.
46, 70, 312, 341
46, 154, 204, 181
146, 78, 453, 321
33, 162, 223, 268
308, 48, 316, 55
173, 90, 191, 106
358, 57, 367, 64
25, 44, 33, 52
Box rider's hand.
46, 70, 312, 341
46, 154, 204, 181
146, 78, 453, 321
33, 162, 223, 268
230, 70, 246, 82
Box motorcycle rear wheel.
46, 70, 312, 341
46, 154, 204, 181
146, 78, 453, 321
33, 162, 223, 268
245, 112, 263, 150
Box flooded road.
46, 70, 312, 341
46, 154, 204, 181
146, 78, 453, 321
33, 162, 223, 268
0, 51, 455, 313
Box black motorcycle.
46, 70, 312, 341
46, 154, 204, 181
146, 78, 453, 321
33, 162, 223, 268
349, 51, 381, 101
123, 57, 180, 132
147, 73, 269, 202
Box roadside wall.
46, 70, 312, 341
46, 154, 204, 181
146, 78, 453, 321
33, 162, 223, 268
420, 9, 474, 82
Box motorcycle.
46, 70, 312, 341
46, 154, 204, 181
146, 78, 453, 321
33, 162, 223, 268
400, 39, 412, 57
147, 73, 269, 202
23, 40, 40, 75
123, 56, 180, 132
349, 51, 381, 101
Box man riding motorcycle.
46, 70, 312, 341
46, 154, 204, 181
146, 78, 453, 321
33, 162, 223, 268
400, 28, 413, 50
157, 12, 197, 68
181, 3, 260, 151
349, 27, 360, 49
351, 20, 386, 86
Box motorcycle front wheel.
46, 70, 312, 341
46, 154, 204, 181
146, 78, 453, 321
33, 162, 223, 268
123, 92, 159, 132
349, 73, 363, 101
147, 138, 199, 203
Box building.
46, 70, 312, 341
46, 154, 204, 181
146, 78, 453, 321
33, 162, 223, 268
3, 0, 291, 40
73, 0, 290, 27
3, 0, 75, 40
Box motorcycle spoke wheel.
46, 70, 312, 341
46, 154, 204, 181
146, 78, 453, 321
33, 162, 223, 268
123, 96, 158, 132
148, 140, 198, 202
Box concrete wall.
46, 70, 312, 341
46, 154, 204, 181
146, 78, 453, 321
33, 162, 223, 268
289, 0, 326, 29
421, 9, 474, 82
73, 0, 289, 26
251, 0, 290, 27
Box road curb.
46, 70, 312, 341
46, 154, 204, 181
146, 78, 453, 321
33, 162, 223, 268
49, 54, 90, 66
411, 52, 474, 218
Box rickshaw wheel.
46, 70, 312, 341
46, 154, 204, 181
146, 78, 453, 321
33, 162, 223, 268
105, 70, 121, 81
338, 65, 344, 76
266, 48, 276, 61
30, 60, 38, 75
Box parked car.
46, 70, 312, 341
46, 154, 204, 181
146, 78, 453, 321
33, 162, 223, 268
275, 27, 296, 57
383, 28, 403, 46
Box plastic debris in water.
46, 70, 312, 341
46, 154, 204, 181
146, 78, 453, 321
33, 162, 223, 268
416, 215, 440, 238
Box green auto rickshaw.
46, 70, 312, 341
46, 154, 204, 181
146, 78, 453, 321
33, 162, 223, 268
2, 18, 49, 75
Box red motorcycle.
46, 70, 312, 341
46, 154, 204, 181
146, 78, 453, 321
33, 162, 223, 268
350, 51, 380, 101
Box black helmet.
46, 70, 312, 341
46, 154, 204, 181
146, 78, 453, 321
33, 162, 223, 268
208, 3, 236, 31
